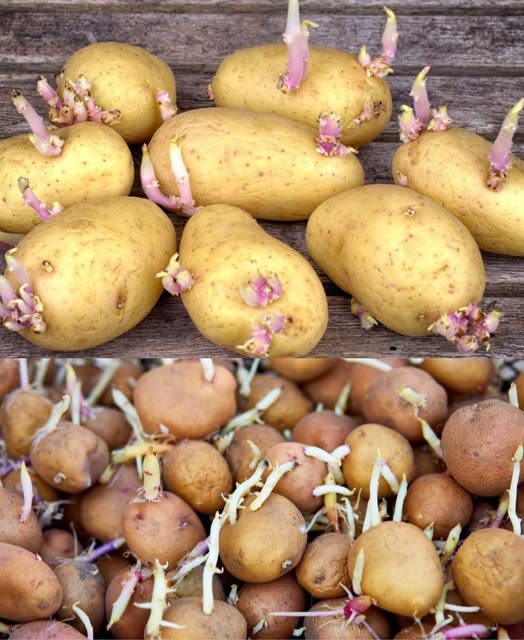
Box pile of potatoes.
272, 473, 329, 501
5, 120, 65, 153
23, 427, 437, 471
0, 0, 521, 355
0, 356, 523, 639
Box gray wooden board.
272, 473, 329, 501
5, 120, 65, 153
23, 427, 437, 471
0, 1, 522, 357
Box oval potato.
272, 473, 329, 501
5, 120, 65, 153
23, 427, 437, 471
392, 128, 524, 256
306, 184, 485, 336
211, 44, 392, 148
148, 107, 364, 221
0, 121, 134, 233
178, 204, 328, 356
5, 196, 176, 350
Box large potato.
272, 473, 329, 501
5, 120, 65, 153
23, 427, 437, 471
147, 107, 364, 221
392, 128, 524, 256
211, 45, 392, 148
59, 41, 177, 143
306, 184, 485, 336
178, 204, 328, 356
0, 121, 134, 233
3, 196, 176, 350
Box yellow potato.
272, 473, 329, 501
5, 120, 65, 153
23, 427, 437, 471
4, 196, 176, 350
178, 204, 328, 356
147, 107, 364, 221
60, 41, 176, 143
0, 121, 134, 233
306, 184, 485, 336
211, 44, 392, 148
392, 128, 524, 255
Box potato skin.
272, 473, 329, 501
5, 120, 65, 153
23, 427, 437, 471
392, 128, 524, 256
306, 184, 485, 336
61, 41, 177, 144
0, 122, 134, 233
179, 205, 328, 356
148, 107, 364, 221
7, 196, 176, 350
211, 44, 392, 148
0, 542, 63, 622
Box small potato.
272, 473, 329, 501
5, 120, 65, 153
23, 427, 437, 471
392, 127, 524, 255
4, 196, 176, 350
148, 107, 364, 222
166, 565, 225, 603
219, 493, 307, 583
0, 389, 53, 457
304, 600, 391, 640
419, 357, 494, 396
347, 521, 444, 617
296, 532, 352, 599
0, 541, 63, 622
225, 423, 285, 483
105, 565, 154, 640
162, 440, 233, 515
82, 406, 131, 450
159, 597, 247, 639
0, 358, 19, 399
9, 621, 87, 639
133, 359, 237, 439
54, 560, 105, 633
59, 41, 177, 144
301, 360, 357, 408
211, 45, 392, 148
292, 410, 358, 451
452, 528, 524, 624
178, 205, 328, 357
38, 529, 82, 566
306, 184, 485, 337
0, 487, 42, 552
0, 121, 134, 233
268, 358, 336, 383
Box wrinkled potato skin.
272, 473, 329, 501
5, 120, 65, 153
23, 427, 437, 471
0, 542, 63, 622
212, 44, 392, 148
0, 122, 134, 233
296, 532, 352, 598
60, 42, 177, 144
452, 528, 524, 624
148, 108, 364, 221
347, 521, 444, 617
392, 128, 524, 255
7, 196, 176, 350
306, 184, 485, 336
179, 205, 328, 356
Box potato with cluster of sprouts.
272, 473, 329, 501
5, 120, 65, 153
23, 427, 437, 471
392, 67, 524, 255
210, 0, 398, 148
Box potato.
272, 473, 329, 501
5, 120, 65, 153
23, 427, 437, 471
268, 357, 336, 383
346, 521, 444, 617
452, 528, 524, 624
147, 107, 364, 221
0, 541, 63, 622
211, 45, 392, 148
392, 127, 524, 255
3, 196, 176, 350
225, 423, 285, 483
178, 204, 328, 356
58, 41, 176, 144
105, 566, 154, 640
54, 560, 105, 633
0, 121, 134, 233
306, 184, 485, 336
296, 532, 352, 599
0, 487, 42, 552
0, 389, 53, 457
159, 597, 247, 639
419, 357, 494, 396
9, 621, 87, 639
304, 599, 391, 639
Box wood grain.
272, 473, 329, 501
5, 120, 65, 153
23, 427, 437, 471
0, 0, 522, 357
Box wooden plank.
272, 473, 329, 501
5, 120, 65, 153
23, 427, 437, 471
0, 292, 520, 358
0, 13, 522, 74
3, 0, 524, 16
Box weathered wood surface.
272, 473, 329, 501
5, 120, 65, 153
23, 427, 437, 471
0, 0, 522, 357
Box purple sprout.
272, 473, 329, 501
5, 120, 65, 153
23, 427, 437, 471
350, 299, 378, 330
239, 271, 283, 307
277, 0, 318, 92
156, 90, 177, 121
11, 89, 64, 157
18, 177, 64, 221
316, 112, 354, 156
237, 312, 287, 357
487, 98, 524, 191
156, 253, 194, 296
428, 303, 503, 353
358, 7, 398, 79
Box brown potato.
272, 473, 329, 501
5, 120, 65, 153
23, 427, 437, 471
0, 487, 42, 552
39, 529, 82, 566
347, 521, 444, 617
236, 573, 306, 640
244, 374, 313, 432
342, 423, 414, 498
133, 360, 237, 439
452, 528, 524, 624
166, 565, 225, 603
0, 358, 20, 400
441, 398, 524, 496
411, 445, 443, 479
362, 366, 448, 441
225, 423, 285, 483
30, 422, 110, 493
3, 465, 60, 502
304, 600, 391, 639
82, 405, 131, 450
162, 439, 233, 515
219, 493, 307, 583
105, 565, 154, 640
54, 559, 105, 633
268, 358, 336, 383
301, 360, 357, 409
296, 532, 352, 599
0, 542, 63, 622
404, 473, 473, 539
8, 621, 87, 639
292, 410, 358, 451
0, 389, 53, 457
419, 357, 494, 396
159, 597, 247, 639
346, 359, 408, 415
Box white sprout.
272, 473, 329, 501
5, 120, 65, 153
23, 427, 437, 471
250, 460, 297, 510
508, 444, 523, 535
351, 548, 365, 595
200, 358, 215, 382
393, 474, 408, 522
